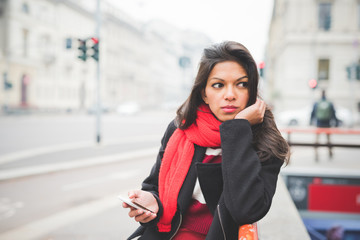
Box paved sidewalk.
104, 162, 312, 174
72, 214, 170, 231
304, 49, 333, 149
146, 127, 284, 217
283, 146, 360, 173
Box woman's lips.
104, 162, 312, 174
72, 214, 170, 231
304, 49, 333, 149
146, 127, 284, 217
221, 106, 238, 113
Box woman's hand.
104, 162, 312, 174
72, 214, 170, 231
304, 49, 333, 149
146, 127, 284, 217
235, 99, 266, 125
122, 190, 159, 223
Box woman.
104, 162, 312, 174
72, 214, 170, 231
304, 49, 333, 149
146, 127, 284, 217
123, 41, 290, 240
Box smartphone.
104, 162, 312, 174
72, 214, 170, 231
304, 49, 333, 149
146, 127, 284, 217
118, 195, 154, 213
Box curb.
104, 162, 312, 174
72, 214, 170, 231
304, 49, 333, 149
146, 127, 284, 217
0, 148, 158, 181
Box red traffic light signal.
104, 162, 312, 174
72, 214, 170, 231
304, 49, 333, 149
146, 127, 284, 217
258, 61, 265, 78
90, 38, 99, 61
308, 79, 317, 89
91, 37, 99, 44
258, 61, 265, 69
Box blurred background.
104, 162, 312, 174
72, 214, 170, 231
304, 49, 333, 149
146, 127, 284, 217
0, 0, 359, 239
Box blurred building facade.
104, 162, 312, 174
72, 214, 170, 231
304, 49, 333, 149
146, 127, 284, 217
266, 0, 360, 122
0, 0, 211, 113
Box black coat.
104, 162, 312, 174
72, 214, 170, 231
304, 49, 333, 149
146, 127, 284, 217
128, 119, 283, 240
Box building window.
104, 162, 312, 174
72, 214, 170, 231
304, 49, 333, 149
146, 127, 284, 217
318, 59, 330, 80
22, 2, 29, 14
22, 28, 29, 58
0, 1, 5, 17
318, 2, 331, 31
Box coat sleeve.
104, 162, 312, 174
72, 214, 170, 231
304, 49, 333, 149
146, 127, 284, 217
219, 119, 284, 225
140, 120, 177, 222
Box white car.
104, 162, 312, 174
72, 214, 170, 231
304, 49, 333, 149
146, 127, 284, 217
116, 102, 140, 115
276, 106, 312, 127
276, 106, 355, 127
336, 107, 356, 127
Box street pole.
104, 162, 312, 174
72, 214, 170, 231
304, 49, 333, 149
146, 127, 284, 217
179, 56, 191, 99
349, 40, 359, 126
95, 0, 101, 144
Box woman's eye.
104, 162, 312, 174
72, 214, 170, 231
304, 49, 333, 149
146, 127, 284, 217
212, 83, 223, 88
238, 82, 248, 88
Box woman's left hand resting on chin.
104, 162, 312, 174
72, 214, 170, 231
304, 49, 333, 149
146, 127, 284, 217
122, 190, 159, 223
235, 99, 266, 125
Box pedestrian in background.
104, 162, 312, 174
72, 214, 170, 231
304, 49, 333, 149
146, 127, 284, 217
122, 41, 290, 240
310, 90, 339, 128
310, 90, 339, 160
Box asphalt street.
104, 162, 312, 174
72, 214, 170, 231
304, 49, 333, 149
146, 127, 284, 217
0, 111, 174, 240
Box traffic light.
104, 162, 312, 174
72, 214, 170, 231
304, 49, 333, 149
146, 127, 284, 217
308, 78, 317, 89
179, 56, 191, 68
3, 72, 12, 90
258, 61, 265, 78
346, 66, 351, 80
66, 38, 72, 49
77, 39, 87, 61
90, 37, 99, 61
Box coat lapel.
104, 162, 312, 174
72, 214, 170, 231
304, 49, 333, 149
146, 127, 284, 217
177, 145, 206, 213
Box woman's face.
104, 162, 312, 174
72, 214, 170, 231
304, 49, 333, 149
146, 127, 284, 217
202, 61, 250, 122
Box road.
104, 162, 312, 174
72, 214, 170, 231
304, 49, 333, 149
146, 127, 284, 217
0, 111, 175, 155
0, 156, 155, 240
0, 111, 175, 240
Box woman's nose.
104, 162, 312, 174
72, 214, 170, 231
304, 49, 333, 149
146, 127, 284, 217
224, 87, 236, 101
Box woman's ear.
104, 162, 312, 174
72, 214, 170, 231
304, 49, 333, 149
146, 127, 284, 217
201, 90, 208, 104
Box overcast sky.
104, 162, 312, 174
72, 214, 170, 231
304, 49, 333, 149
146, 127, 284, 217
106, 0, 274, 62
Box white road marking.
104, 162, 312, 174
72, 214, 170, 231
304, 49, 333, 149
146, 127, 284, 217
61, 169, 141, 191
0, 135, 161, 165
0, 142, 93, 165
0, 148, 158, 181
0, 198, 24, 221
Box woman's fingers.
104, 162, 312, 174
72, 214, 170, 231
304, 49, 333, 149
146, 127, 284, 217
122, 202, 130, 208
134, 211, 157, 223
128, 208, 157, 223
129, 209, 144, 218
235, 99, 266, 125
128, 190, 138, 199
257, 99, 266, 121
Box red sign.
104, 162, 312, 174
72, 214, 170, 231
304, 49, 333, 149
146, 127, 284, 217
308, 184, 360, 213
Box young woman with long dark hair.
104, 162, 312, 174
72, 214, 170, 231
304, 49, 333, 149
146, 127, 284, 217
123, 41, 290, 240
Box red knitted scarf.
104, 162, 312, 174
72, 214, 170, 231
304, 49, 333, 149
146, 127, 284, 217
157, 104, 222, 232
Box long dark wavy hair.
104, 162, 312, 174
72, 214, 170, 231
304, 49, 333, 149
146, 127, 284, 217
176, 41, 290, 164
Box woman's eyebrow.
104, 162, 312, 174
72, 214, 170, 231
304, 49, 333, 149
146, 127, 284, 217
209, 77, 225, 81
210, 75, 248, 81
237, 75, 248, 81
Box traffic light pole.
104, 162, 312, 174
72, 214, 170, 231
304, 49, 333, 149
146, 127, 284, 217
350, 40, 359, 125
95, 0, 101, 144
